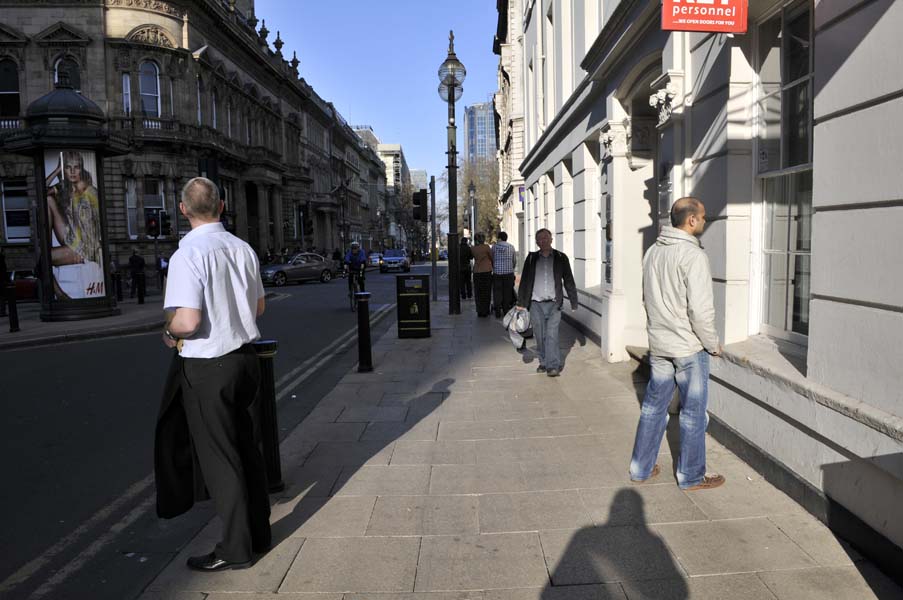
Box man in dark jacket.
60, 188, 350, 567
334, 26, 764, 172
458, 237, 473, 300
516, 228, 578, 377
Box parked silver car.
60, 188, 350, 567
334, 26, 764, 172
261, 253, 334, 286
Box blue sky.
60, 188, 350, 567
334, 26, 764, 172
255, 0, 500, 206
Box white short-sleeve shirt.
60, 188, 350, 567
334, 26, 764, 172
164, 222, 264, 358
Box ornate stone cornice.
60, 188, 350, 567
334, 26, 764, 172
126, 24, 175, 48
105, 0, 183, 18
649, 70, 685, 129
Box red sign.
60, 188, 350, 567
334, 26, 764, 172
662, 0, 748, 34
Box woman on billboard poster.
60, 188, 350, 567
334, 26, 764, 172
45, 150, 105, 299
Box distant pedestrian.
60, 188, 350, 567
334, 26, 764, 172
470, 233, 493, 317
128, 249, 145, 298
515, 228, 578, 377
491, 232, 517, 317
155, 176, 271, 572
458, 237, 473, 300
628, 197, 724, 490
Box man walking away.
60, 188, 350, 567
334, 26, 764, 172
516, 228, 578, 377
491, 231, 517, 318
157, 177, 271, 571
629, 196, 724, 491
128, 249, 145, 298
458, 237, 473, 300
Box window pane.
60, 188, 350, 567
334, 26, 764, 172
139, 63, 158, 94
56, 58, 81, 90
758, 92, 781, 173
0, 60, 18, 92
763, 252, 788, 330
757, 10, 781, 175
140, 94, 159, 117
790, 253, 810, 335
786, 7, 811, 82
0, 94, 20, 118
789, 170, 812, 252
784, 81, 810, 167
764, 176, 788, 252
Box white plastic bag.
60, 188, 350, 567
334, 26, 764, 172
502, 306, 531, 350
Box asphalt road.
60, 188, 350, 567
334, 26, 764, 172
0, 262, 445, 600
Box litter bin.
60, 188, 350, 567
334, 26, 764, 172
396, 274, 430, 338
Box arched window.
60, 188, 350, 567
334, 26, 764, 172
0, 59, 20, 119
226, 100, 232, 137
138, 61, 160, 117
196, 76, 203, 125
53, 56, 81, 91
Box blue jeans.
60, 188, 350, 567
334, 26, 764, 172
530, 301, 562, 370
629, 351, 710, 488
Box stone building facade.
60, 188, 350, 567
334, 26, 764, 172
504, 0, 903, 574
0, 0, 386, 273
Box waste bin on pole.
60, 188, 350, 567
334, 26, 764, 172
396, 274, 430, 338
253, 339, 284, 493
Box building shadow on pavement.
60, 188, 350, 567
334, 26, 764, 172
541, 488, 689, 599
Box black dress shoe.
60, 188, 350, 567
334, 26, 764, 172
186, 552, 252, 572
536, 365, 547, 373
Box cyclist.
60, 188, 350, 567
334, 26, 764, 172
344, 241, 367, 296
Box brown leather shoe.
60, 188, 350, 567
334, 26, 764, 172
630, 463, 661, 483
684, 473, 725, 491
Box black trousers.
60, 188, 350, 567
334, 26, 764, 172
492, 273, 516, 316
473, 272, 492, 316
459, 271, 473, 299
181, 347, 271, 562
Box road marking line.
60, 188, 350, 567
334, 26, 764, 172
0, 302, 396, 595
275, 303, 395, 402
29, 495, 157, 599
0, 475, 154, 594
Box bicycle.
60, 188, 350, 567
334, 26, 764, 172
346, 265, 366, 312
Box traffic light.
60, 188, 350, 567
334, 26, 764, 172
160, 210, 172, 236
412, 189, 428, 222
144, 208, 160, 238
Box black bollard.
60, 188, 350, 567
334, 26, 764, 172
355, 292, 373, 372
136, 271, 146, 304
253, 339, 284, 493
113, 271, 123, 301
6, 283, 19, 333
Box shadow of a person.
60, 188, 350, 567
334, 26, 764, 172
542, 488, 688, 599
266, 377, 455, 548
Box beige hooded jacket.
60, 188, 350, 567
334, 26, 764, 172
643, 225, 720, 357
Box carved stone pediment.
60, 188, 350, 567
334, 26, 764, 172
126, 24, 175, 48
34, 22, 92, 47
0, 23, 28, 49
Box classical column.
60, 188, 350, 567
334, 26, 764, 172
258, 184, 270, 252
272, 186, 284, 251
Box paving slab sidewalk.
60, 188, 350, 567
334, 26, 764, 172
139, 302, 903, 600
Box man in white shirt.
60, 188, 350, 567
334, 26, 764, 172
159, 177, 270, 571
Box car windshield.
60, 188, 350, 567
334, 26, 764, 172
385, 250, 405, 257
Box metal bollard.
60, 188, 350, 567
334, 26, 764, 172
5, 283, 19, 333
113, 272, 123, 301
355, 292, 373, 372
136, 271, 146, 304
253, 339, 284, 493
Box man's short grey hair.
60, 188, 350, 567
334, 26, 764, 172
181, 177, 221, 219
535, 228, 552, 239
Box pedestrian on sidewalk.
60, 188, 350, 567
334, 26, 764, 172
128, 249, 145, 298
155, 176, 271, 572
471, 232, 493, 317
491, 231, 517, 318
629, 196, 724, 491
458, 237, 473, 300
516, 228, 578, 377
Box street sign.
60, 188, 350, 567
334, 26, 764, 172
662, 0, 748, 34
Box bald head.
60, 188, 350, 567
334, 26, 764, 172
181, 177, 222, 221
670, 197, 705, 228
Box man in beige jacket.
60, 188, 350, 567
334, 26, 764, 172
629, 197, 725, 490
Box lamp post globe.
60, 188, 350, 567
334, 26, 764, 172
439, 30, 465, 315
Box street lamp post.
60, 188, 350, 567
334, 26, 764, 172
468, 180, 476, 237
438, 30, 465, 315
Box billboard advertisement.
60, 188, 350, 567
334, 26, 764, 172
662, 0, 748, 34
44, 149, 106, 300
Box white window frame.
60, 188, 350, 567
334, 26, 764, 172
0, 58, 21, 120
212, 89, 218, 129
196, 77, 203, 125
125, 178, 138, 239
751, 0, 814, 345
1, 179, 30, 243
138, 61, 161, 118
143, 177, 165, 239
121, 72, 131, 116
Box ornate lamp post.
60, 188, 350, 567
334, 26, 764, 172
438, 30, 465, 315
468, 180, 476, 237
